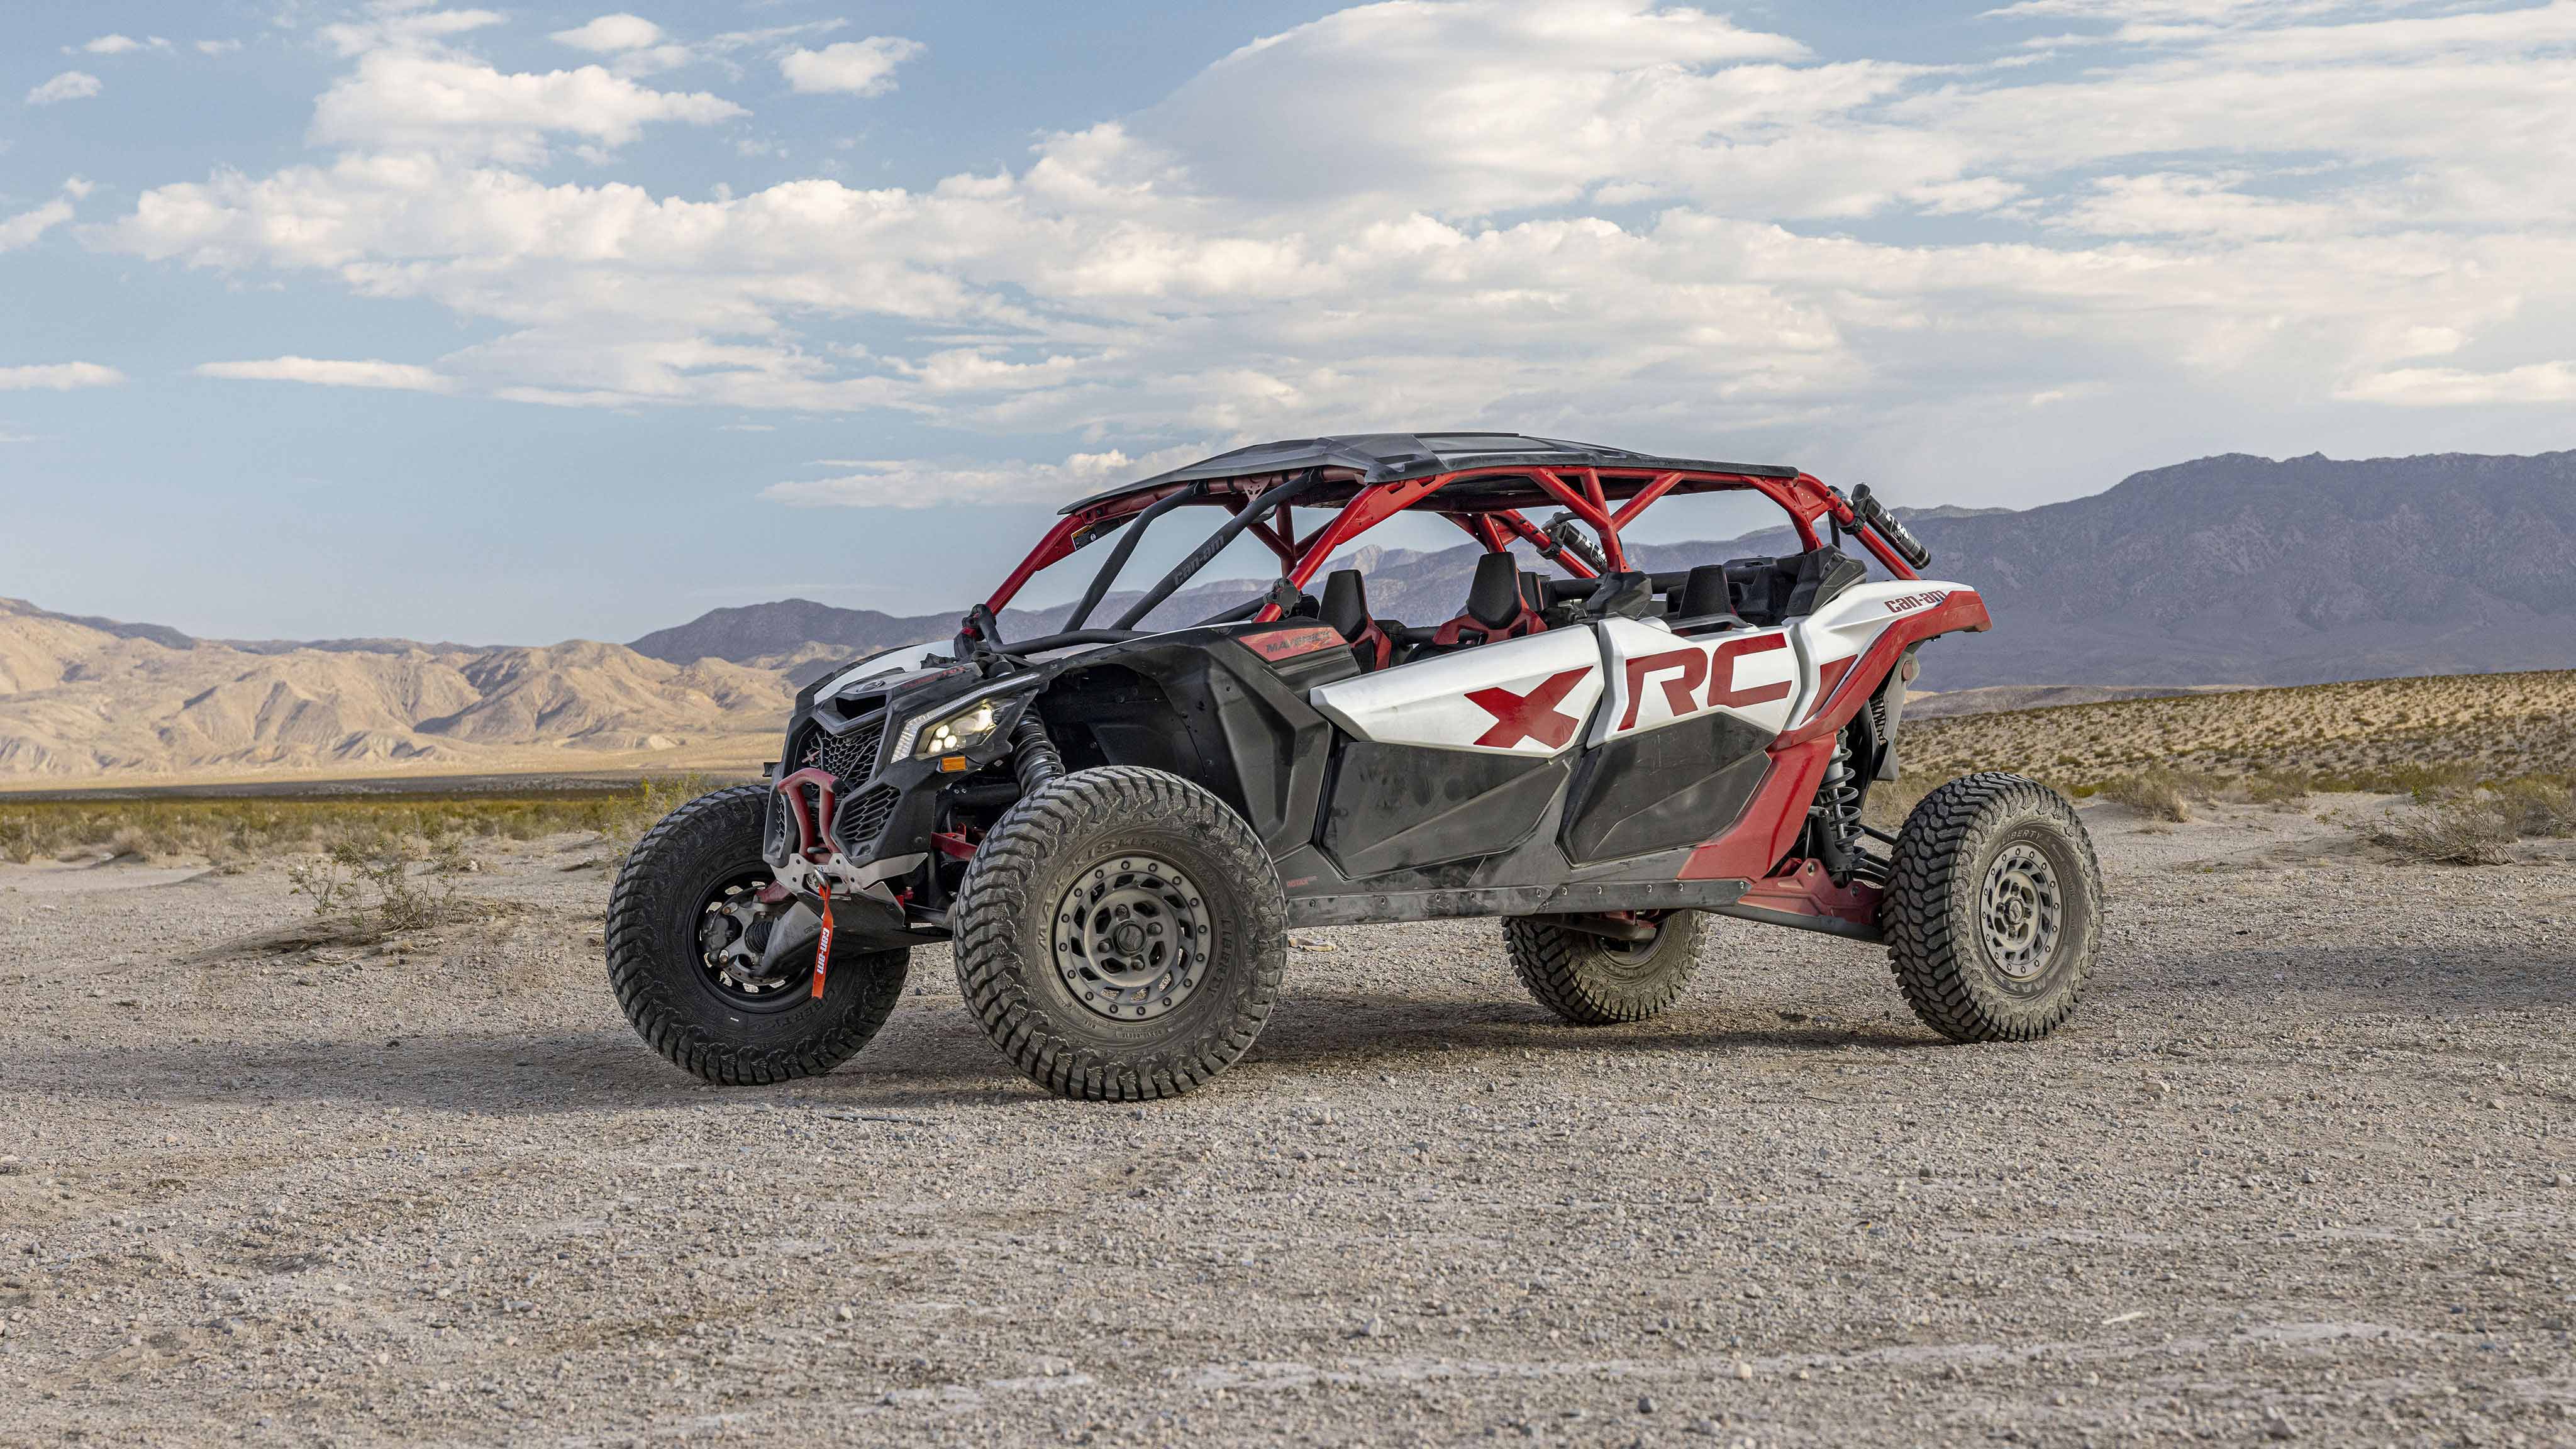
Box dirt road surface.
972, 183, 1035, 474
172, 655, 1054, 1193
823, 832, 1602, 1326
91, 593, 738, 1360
3, 799, 2570, 1446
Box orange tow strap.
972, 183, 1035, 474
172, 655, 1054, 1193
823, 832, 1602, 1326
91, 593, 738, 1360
811, 882, 833, 1001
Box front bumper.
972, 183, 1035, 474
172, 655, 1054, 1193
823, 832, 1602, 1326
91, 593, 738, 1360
761, 672, 1038, 936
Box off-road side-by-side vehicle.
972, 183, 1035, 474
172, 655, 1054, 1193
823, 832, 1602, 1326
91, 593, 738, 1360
608, 434, 2103, 1098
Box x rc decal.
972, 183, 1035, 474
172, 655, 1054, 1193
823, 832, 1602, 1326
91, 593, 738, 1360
1466, 667, 1592, 750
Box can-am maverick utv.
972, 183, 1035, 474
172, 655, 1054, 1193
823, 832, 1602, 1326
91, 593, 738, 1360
608, 434, 2102, 1098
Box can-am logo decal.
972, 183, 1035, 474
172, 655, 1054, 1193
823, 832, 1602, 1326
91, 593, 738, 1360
1616, 635, 1791, 731
1884, 590, 1949, 614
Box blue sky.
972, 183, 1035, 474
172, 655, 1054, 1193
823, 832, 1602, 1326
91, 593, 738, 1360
4, 1, 2573, 645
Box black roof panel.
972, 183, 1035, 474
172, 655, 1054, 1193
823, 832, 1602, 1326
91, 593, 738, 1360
1060, 433, 1798, 514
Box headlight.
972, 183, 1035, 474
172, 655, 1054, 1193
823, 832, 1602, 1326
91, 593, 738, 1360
909, 696, 1007, 758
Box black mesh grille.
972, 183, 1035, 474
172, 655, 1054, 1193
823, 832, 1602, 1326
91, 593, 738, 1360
800, 716, 885, 784
836, 784, 901, 852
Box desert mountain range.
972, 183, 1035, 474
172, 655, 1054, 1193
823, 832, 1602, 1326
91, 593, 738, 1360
4, 448, 2570, 780
0, 599, 792, 780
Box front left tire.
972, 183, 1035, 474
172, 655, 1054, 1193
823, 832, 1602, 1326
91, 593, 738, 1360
952, 766, 1287, 1101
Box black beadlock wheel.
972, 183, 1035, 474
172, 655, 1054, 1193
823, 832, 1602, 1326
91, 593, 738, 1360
952, 766, 1286, 1101
1881, 772, 2104, 1043
605, 784, 910, 1085
1503, 911, 1703, 1025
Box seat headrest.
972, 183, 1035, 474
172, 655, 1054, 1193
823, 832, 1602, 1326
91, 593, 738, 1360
1780, 547, 1868, 618
1677, 564, 1732, 619
1319, 569, 1370, 641
1465, 552, 1524, 630
1585, 570, 1661, 621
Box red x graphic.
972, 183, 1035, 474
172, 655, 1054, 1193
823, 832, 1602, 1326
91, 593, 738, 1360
1466, 667, 1592, 749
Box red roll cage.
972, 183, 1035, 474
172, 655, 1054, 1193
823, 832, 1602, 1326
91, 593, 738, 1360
978, 464, 1920, 635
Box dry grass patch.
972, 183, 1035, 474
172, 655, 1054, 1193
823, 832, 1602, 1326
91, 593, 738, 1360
2493, 777, 2576, 838
0, 779, 748, 868
1907, 668, 2576, 789
2368, 795, 2521, 866
2096, 769, 2193, 821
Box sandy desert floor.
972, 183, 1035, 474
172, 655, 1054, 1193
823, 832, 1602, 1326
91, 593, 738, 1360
1, 799, 2570, 1447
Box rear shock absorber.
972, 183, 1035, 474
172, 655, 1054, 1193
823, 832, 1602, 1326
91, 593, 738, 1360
1813, 734, 1868, 887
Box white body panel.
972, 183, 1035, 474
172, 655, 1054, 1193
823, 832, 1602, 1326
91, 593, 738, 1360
1788, 579, 1970, 724
1305, 575, 1975, 760
1309, 627, 1605, 756
1589, 616, 1802, 745
1586, 578, 1974, 743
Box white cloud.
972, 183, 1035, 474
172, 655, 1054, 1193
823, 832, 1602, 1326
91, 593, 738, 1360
0, 362, 125, 391
84, 0, 2576, 506
81, 35, 145, 55
2338, 361, 2576, 405
0, 197, 74, 252
320, 7, 505, 59
552, 14, 664, 52
194, 357, 455, 392
197, 39, 243, 57
550, 16, 695, 77
311, 50, 745, 165
27, 71, 103, 106
763, 447, 1201, 508
780, 38, 924, 96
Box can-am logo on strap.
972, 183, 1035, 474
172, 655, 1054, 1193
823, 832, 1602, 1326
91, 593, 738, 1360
1884, 589, 1950, 614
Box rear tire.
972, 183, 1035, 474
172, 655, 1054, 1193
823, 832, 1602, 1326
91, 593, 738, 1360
1504, 912, 1703, 1025
953, 767, 1286, 1101
1882, 772, 2102, 1043
606, 784, 910, 1085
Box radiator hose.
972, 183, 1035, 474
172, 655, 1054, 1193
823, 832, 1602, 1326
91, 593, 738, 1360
1011, 711, 1064, 794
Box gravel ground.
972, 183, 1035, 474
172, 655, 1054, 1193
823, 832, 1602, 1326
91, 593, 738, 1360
2, 797, 2571, 1447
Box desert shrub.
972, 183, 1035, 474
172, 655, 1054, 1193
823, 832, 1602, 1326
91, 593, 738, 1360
2394, 762, 2484, 802
286, 836, 458, 933
286, 854, 356, 915
332, 839, 454, 932
2170, 767, 2231, 799
2368, 795, 2518, 865
2245, 770, 2311, 806
2097, 769, 2190, 821
2494, 777, 2576, 838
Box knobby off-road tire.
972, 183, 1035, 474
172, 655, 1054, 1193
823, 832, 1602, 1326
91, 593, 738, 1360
953, 766, 1286, 1101
606, 784, 909, 1085
1882, 772, 2103, 1043
1503, 912, 1704, 1025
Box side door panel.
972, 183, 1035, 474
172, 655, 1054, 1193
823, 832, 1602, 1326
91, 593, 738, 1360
1561, 618, 1804, 865
1307, 628, 1603, 880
